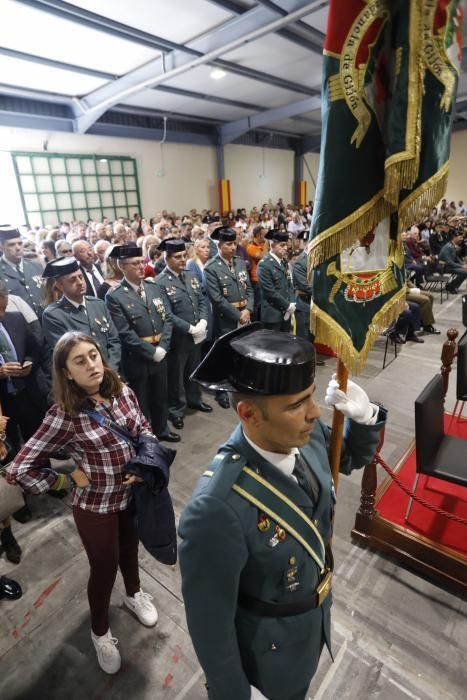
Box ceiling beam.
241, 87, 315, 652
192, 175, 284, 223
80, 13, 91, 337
17, 0, 319, 101
154, 85, 263, 113
219, 95, 321, 143
72, 1, 320, 133
0, 46, 116, 82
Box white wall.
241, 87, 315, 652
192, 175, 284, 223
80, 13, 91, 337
0, 126, 219, 217
303, 152, 320, 202
224, 144, 295, 211
446, 130, 467, 203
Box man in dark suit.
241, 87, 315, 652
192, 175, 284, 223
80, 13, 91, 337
257, 230, 295, 332
72, 240, 104, 297
105, 246, 179, 442
0, 283, 47, 450
156, 238, 212, 430
292, 247, 324, 366
41, 257, 121, 372
0, 226, 44, 317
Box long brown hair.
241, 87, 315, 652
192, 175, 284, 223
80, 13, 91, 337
52, 331, 122, 416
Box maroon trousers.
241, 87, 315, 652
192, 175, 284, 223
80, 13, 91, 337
73, 506, 140, 636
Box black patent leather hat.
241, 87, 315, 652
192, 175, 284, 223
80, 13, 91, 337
191, 323, 316, 395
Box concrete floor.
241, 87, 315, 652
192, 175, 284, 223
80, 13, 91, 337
1, 292, 466, 700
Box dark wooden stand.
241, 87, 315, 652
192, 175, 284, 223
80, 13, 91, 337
351, 328, 467, 595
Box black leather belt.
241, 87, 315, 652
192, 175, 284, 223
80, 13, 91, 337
296, 291, 311, 303
238, 569, 332, 617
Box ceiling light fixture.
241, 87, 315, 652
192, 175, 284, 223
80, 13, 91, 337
210, 68, 226, 80
99, 158, 108, 163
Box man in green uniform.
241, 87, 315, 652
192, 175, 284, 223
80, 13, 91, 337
41, 257, 121, 372
439, 233, 467, 293
179, 324, 386, 700
105, 245, 180, 443
204, 227, 254, 408
257, 230, 295, 332
292, 246, 325, 366
156, 238, 212, 430
0, 226, 44, 317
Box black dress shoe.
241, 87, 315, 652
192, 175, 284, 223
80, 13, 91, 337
407, 334, 424, 343
388, 332, 405, 344
188, 402, 213, 413
12, 503, 32, 523
316, 359, 325, 366
422, 325, 441, 334
158, 431, 181, 443
0, 575, 22, 601
171, 416, 184, 430
1, 527, 22, 564
216, 395, 230, 409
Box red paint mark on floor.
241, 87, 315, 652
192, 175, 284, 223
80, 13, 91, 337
163, 673, 174, 689
171, 654, 180, 664
23, 611, 31, 621
33, 577, 62, 609
11, 629, 19, 639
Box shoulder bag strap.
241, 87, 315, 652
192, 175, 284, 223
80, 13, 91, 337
84, 409, 137, 450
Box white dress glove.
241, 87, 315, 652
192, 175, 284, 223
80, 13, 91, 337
192, 329, 207, 345
251, 686, 269, 700
325, 374, 378, 424
284, 302, 296, 321
153, 347, 167, 363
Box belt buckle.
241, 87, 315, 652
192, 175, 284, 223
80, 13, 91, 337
317, 569, 332, 606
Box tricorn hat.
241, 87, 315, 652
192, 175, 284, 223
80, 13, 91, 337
0, 225, 21, 242
42, 256, 79, 278
265, 229, 289, 242
107, 245, 142, 259
157, 237, 186, 253
210, 227, 236, 242
191, 323, 316, 395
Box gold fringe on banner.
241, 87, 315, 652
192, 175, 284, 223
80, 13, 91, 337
308, 190, 392, 269
310, 286, 407, 374
384, 0, 424, 206
398, 160, 450, 232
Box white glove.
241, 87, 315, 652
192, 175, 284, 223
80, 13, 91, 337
153, 347, 167, 363
192, 329, 207, 345
196, 319, 207, 332
188, 325, 197, 335
284, 302, 296, 321
410, 287, 421, 295
251, 686, 269, 700
325, 374, 377, 424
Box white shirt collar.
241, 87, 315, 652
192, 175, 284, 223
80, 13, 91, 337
124, 278, 142, 293
270, 252, 284, 266
243, 430, 298, 479
3, 257, 22, 272
65, 296, 86, 309
220, 255, 233, 267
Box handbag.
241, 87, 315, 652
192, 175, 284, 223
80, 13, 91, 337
84, 410, 177, 565
0, 466, 25, 522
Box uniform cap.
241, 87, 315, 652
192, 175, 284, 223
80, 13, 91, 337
210, 227, 236, 242
191, 323, 316, 395
107, 244, 142, 259
42, 256, 80, 278
0, 225, 21, 242
157, 237, 186, 253
265, 229, 289, 242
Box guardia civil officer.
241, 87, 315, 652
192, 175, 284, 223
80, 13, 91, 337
0, 226, 44, 317
179, 324, 386, 700
204, 227, 253, 409
105, 246, 180, 443
155, 238, 212, 430
257, 230, 295, 332
292, 245, 325, 366
41, 257, 121, 372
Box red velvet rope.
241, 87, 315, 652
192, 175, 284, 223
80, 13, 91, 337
374, 453, 467, 526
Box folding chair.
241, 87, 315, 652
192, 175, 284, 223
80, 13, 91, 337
449, 334, 467, 427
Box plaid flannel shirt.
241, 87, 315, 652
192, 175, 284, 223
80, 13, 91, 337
6, 385, 153, 514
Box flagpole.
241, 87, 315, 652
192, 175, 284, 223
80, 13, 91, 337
329, 358, 348, 493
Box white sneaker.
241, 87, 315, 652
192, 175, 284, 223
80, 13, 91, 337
91, 629, 121, 674
124, 589, 158, 627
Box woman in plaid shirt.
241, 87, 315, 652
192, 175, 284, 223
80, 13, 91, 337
7, 331, 158, 674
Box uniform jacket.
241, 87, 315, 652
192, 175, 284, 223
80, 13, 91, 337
179, 413, 385, 700
257, 253, 295, 324
0, 311, 44, 398
439, 241, 463, 269
292, 251, 312, 314
42, 295, 121, 371
0, 257, 44, 317
205, 255, 254, 337
156, 266, 208, 351
105, 279, 172, 381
